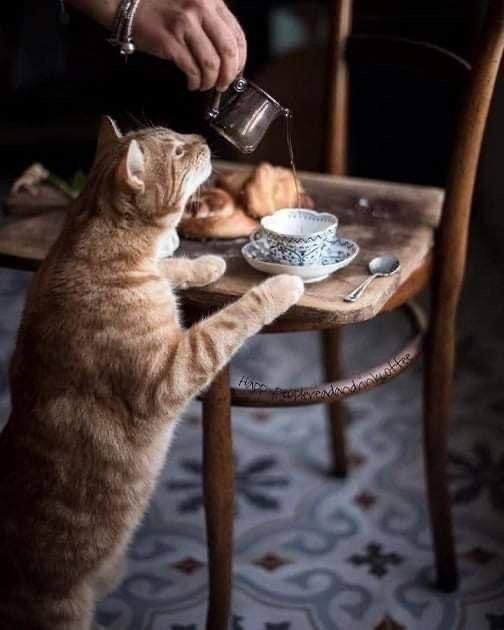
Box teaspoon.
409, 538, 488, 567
344, 255, 401, 303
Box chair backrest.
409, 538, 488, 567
325, 0, 504, 314
345, 35, 471, 185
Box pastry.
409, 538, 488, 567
298, 191, 316, 210
178, 163, 313, 240
180, 207, 258, 239
179, 187, 258, 239
243, 163, 313, 218
214, 170, 250, 199
184, 187, 235, 220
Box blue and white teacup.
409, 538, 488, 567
250, 208, 339, 266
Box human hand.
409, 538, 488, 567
67, 0, 247, 92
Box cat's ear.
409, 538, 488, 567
97, 115, 122, 153
117, 139, 145, 193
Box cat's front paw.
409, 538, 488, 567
260, 274, 305, 324
193, 255, 227, 286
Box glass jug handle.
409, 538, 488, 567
206, 75, 248, 121
206, 92, 222, 121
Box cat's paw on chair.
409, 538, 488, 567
265, 274, 305, 302
259, 274, 305, 324
192, 255, 227, 286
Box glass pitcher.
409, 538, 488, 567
206, 77, 290, 154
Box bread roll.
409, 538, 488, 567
180, 187, 258, 239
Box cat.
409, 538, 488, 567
0, 116, 304, 630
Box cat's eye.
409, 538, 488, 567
174, 145, 185, 158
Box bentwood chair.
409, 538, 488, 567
191, 3, 504, 629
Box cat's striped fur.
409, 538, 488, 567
0, 117, 304, 629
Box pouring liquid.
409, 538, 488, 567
284, 110, 302, 208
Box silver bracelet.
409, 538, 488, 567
108, 0, 142, 58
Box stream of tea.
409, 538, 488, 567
285, 110, 302, 208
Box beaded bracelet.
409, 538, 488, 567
108, 0, 143, 58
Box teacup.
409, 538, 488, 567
251, 208, 339, 266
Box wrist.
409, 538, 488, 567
65, 0, 121, 29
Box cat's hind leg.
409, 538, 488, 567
90, 555, 127, 630
94, 552, 128, 601
0, 589, 95, 630
47, 582, 97, 630
61, 583, 97, 630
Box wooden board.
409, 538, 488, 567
0, 164, 443, 326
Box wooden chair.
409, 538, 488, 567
196, 2, 504, 628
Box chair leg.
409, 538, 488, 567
423, 322, 459, 592
202, 365, 234, 630
321, 329, 348, 477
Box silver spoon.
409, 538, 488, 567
344, 255, 400, 303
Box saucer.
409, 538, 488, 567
242, 237, 359, 283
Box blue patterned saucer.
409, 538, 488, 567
242, 237, 359, 283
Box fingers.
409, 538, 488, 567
202, 13, 240, 91
234, 20, 247, 73
184, 26, 222, 91
217, 3, 247, 74
147, 2, 248, 92
164, 39, 202, 91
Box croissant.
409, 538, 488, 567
243, 163, 314, 219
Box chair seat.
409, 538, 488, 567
181, 163, 443, 329
0, 162, 443, 330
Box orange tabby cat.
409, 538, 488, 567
0, 117, 304, 629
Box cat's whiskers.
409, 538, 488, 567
127, 111, 150, 132
136, 108, 155, 130
144, 115, 156, 130
195, 184, 202, 206
127, 111, 157, 132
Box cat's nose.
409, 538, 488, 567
189, 134, 206, 146
199, 144, 211, 161
192, 136, 210, 158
